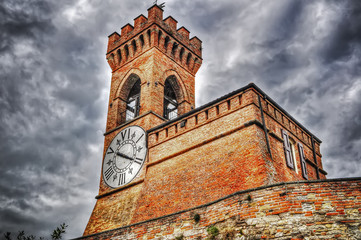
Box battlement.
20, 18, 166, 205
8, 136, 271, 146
106, 5, 202, 75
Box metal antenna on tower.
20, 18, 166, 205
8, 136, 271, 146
153, 0, 165, 9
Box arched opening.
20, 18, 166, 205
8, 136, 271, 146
125, 78, 141, 121
179, 47, 185, 61
158, 30, 163, 46
186, 53, 192, 65
164, 36, 170, 50
132, 40, 137, 54
147, 29, 151, 45
171, 42, 178, 56
139, 35, 145, 48
124, 45, 130, 60
163, 77, 178, 120
116, 49, 122, 64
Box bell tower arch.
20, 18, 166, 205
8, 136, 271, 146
104, 4, 202, 133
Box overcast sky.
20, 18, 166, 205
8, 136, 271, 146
0, 0, 360, 238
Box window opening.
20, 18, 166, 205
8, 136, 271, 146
163, 79, 178, 120
298, 143, 308, 179
124, 45, 129, 60
171, 42, 178, 55
179, 48, 185, 60
186, 53, 192, 65
282, 129, 295, 169
126, 79, 141, 121
147, 30, 151, 45
158, 30, 163, 46
140, 35, 145, 48
289, 138, 297, 172
164, 36, 170, 50
132, 40, 137, 54
116, 49, 122, 64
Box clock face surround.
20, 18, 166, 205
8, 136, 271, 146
102, 125, 147, 188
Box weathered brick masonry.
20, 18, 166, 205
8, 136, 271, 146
78, 178, 361, 239
79, 4, 356, 240
84, 82, 327, 235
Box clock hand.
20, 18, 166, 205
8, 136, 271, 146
116, 152, 133, 161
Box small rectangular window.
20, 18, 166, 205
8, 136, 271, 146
282, 129, 295, 169
298, 143, 308, 179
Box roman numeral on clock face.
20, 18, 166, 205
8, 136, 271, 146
134, 157, 143, 165
104, 167, 114, 181
121, 129, 129, 141
107, 147, 114, 154
136, 133, 144, 143
118, 172, 126, 186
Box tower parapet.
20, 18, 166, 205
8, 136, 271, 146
106, 4, 202, 74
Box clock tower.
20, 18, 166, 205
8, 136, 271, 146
81, 4, 330, 239
83, 4, 202, 235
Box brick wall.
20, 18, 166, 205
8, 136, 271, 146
77, 178, 361, 239
84, 86, 328, 235
84, 5, 329, 237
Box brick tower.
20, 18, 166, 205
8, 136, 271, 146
78, 5, 349, 240
104, 4, 201, 133
83, 5, 202, 235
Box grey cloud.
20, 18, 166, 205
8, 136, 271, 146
321, 0, 361, 63
1, 0, 360, 238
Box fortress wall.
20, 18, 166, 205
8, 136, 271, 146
78, 178, 361, 240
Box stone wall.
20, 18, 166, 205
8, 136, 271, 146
77, 178, 361, 239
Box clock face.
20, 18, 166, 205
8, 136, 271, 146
102, 125, 147, 188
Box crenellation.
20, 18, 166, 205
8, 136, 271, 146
106, 8, 202, 74
187, 115, 196, 128
164, 16, 178, 31
218, 100, 228, 113
147, 91, 246, 147
121, 23, 134, 38
158, 128, 167, 141
134, 14, 147, 29
177, 121, 186, 133
208, 106, 217, 119
107, 32, 121, 52
177, 27, 190, 40
168, 125, 177, 137
264, 96, 321, 151
190, 36, 202, 56
147, 4, 163, 22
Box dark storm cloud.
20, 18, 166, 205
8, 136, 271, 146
0, 0, 108, 237
191, 0, 361, 179
0, 0, 54, 53
321, 0, 361, 63
1, 0, 360, 238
